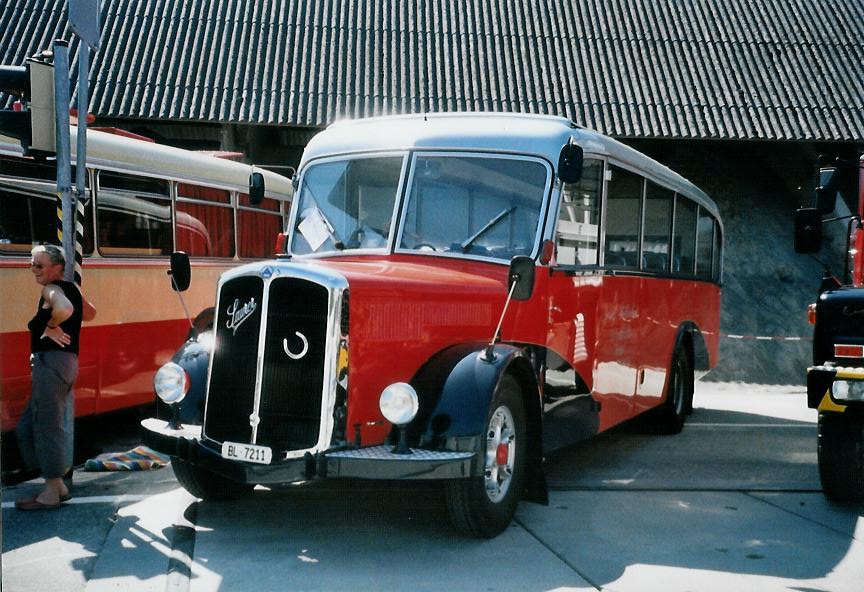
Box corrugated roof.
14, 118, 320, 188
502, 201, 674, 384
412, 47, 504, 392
1, 0, 862, 140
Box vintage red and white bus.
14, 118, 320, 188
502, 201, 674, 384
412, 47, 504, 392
144, 113, 722, 537
0, 127, 293, 438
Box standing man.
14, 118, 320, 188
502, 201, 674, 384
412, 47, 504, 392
15, 244, 95, 510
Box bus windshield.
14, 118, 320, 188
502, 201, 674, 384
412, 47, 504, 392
290, 156, 404, 254
400, 154, 548, 259
290, 152, 550, 261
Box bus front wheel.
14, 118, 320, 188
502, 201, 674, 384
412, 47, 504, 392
445, 375, 527, 538
818, 411, 864, 501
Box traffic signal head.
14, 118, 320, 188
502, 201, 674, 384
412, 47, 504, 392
0, 58, 55, 155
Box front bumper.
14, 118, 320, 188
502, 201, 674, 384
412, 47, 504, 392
807, 365, 864, 410
142, 418, 477, 484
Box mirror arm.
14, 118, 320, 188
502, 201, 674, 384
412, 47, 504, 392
483, 280, 519, 362
168, 271, 195, 328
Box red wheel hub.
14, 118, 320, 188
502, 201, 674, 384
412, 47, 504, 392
496, 441, 509, 465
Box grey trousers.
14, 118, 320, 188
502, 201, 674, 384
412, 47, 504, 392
17, 351, 78, 479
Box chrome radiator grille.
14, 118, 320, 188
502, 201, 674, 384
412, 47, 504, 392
204, 274, 330, 454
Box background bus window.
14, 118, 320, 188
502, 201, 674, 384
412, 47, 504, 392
672, 196, 697, 275
604, 165, 643, 267
176, 183, 234, 258
696, 207, 715, 280
97, 171, 172, 256
642, 181, 673, 272
238, 193, 284, 258
555, 158, 603, 266
0, 155, 93, 255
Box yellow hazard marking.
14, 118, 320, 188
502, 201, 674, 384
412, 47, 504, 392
818, 391, 847, 412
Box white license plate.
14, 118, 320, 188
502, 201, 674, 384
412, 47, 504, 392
221, 441, 272, 465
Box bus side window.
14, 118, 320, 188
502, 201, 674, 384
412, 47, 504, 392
0, 155, 93, 255
238, 193, 284, 258
555, 158, 603, 266
672, 196, 697, 275
604, 165, 643, 267
643, 181, 673, 272
176, 184, 235, 258
96, 171, 172, 256
696, 207, 715, 280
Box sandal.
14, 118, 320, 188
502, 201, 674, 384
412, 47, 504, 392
15, 496, 62, 511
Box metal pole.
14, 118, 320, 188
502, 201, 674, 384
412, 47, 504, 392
53, 40, 74, 283
74, 44, 88, 286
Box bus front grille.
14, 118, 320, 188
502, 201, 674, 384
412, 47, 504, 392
204, 274, 329, 455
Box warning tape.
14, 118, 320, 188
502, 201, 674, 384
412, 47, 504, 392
721, 333, 811, 342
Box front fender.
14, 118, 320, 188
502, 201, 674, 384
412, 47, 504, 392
409, 344, 532, 448
157, 337, 211, 424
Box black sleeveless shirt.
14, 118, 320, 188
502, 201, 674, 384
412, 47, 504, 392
28, 280, 83, 355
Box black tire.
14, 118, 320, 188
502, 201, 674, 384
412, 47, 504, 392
445, 374, 527, 538
171, 458, 254, 501
818, 412, 864, 501
654, 347, 693, 435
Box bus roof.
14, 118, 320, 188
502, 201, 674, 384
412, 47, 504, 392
0, 127, 293, 201
301, 112, 718, 219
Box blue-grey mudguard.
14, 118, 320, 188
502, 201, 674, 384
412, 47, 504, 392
410, 343, 537, 449
154, 337, 211, 426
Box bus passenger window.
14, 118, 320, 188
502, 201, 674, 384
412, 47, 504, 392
238, 193, 284, 258
604, 166, 642, 267
643, 181, 673, 272
555, 159, 603, 265
696, 207, 715, 280
0, 155, 93, 255
176, 184, 235, 258
97, 172, 172, 256
672, 196, 697, 275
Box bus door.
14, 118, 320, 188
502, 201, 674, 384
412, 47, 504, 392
546, 158, 637, 437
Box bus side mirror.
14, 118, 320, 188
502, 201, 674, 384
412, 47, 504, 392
794, 208, 822, 254
557, 141, 583, 184
249, 171, 265, 206
815, 166, 838, 215
508, 256, 535, 301
169, 251, 191, 292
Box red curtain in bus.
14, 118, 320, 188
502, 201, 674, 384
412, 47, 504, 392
176, 184, 234, 258
237, 193, 282, 258
238, 209, 282, 258
175, 201, 234, 257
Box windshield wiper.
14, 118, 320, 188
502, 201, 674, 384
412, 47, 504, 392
460, 206, 516, 252
315, 206, 345, 250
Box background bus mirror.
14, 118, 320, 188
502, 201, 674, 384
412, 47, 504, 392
249, 171, 265, 206
794, 208, 822, 254
169, 251, 191, 292
814, 166, 838, 215
508, 256, 535, 301
557, 141, 583, 184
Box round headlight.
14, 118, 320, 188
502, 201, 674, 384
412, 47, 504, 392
154, 362, 189, 404
379, 382, 419, 426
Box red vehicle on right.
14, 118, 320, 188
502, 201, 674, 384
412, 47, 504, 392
795, 153, 864, 501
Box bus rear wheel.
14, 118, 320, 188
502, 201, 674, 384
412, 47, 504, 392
654, 347, 693, 435
445, 375, 527, 538
171, 458, 254, 501
818, 411, 864, 501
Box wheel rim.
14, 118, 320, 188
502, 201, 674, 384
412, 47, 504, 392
484, 404, 516, 503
